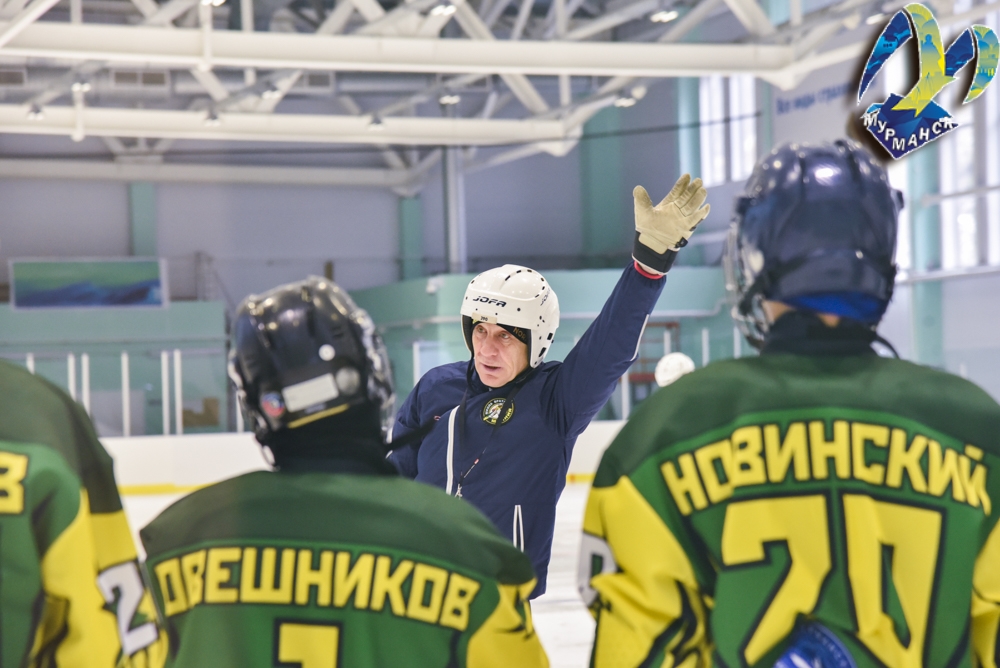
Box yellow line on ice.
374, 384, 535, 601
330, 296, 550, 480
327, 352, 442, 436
120, 473, 594, 497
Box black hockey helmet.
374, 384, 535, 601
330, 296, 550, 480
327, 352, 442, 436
724, 139, 903, 349
228, 277, 395, 452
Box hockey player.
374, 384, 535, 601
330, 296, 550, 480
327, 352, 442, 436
0, 359, 165, 666
388, 174, 710, 598
580, 140, 1000, 668
140, 277, 549, 667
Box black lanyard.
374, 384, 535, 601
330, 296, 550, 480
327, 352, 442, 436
453, 377, 526, 498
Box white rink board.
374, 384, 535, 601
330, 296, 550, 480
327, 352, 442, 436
104, 419, 623, 492
102, 432, 268, 557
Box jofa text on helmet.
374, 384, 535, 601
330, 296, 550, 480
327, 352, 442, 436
472, 296, 507, 307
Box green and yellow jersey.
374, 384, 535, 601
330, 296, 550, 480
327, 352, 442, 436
0, 359, 165, 667
140, 468, 549, 667
581, 353, 1000, 668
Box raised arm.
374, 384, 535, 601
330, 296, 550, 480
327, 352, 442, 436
545, 175, 709, 439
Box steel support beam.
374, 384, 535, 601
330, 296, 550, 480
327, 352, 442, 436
453, 0, 548, 113
0, 0, 62, 49
721, 0, 775, 36
443, 145, 467, 273
1, 103, 572, 144
0, 20, 795, 77
0, 157, 418, 187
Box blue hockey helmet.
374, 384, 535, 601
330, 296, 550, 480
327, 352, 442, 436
228, 277, 395, 452
724, 139, 903, 348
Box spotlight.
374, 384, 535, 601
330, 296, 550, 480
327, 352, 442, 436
70, 81, 92, 94
650, 9, 678, 23
438, 93, 461, 105
368, 115, 385, 131
26, 104, 44, 121
204, 109, 222, 126
865, 12, 885, 24
613, 96, 637, 108
261, 85, 281, 101
430, 3, 456, 16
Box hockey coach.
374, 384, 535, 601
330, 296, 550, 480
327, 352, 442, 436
389, 174, 710, 597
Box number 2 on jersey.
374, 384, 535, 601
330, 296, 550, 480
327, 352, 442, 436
721, 494, 942, 668
275, 621, 341, 668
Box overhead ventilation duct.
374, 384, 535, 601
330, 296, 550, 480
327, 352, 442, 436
112, 70, 170, 88
0, 68, 26, 86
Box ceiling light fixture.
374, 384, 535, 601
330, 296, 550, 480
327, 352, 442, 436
368, 115, 385, 131
26, 104, 44, 120
614, 96, 637, 108
650, 9, 678, 23
261, 85, 281, 101
865, 12, 885, 24
204, 109, 221, 126
430, 3, 457, 16
439, 93, 461, 105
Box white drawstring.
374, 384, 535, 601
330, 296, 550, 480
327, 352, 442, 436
446, 407, 457, 495
512, 504, 524, 551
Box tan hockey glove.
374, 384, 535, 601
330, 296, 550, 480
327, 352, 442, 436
632, 174, 710, 275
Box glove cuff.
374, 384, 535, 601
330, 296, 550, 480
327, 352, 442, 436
633, 231, 682, 274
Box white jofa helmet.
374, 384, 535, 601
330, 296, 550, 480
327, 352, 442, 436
460, 264, 560, 369
654, 352, 696, 387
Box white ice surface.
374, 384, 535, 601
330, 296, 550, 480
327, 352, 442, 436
533, 482, 595, 667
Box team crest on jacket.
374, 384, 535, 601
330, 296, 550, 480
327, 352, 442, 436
261, 392, 285, 418
482, 398, 514, 425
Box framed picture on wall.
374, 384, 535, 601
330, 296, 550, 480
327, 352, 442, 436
9, 258, 169, 309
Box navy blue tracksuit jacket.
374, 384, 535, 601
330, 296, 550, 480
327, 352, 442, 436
388, 264, 665, 597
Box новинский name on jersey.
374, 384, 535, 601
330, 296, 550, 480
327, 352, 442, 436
661, 417, 990, 516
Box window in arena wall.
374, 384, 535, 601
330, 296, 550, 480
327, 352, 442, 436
887, 160, 911, 272
939, 102, 977, 270
699, 75, 727, 186
883, 44, 912, 272
699, 75, 757, 187
728, 75, 757, 181
987, 9, 1000, 266
937, 0, 986, 270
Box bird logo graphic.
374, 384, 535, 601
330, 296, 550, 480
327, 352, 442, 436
858, 3, 998, 159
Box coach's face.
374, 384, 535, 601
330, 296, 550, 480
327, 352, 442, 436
472, 322, 529, 388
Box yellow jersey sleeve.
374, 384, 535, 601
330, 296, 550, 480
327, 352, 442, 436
466, 580, 550, 668
29, 490, 167, 668
581, 476, 710, 668
973, 519, 1000, 668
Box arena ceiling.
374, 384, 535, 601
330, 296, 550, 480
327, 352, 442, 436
0, 0, 993, 186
